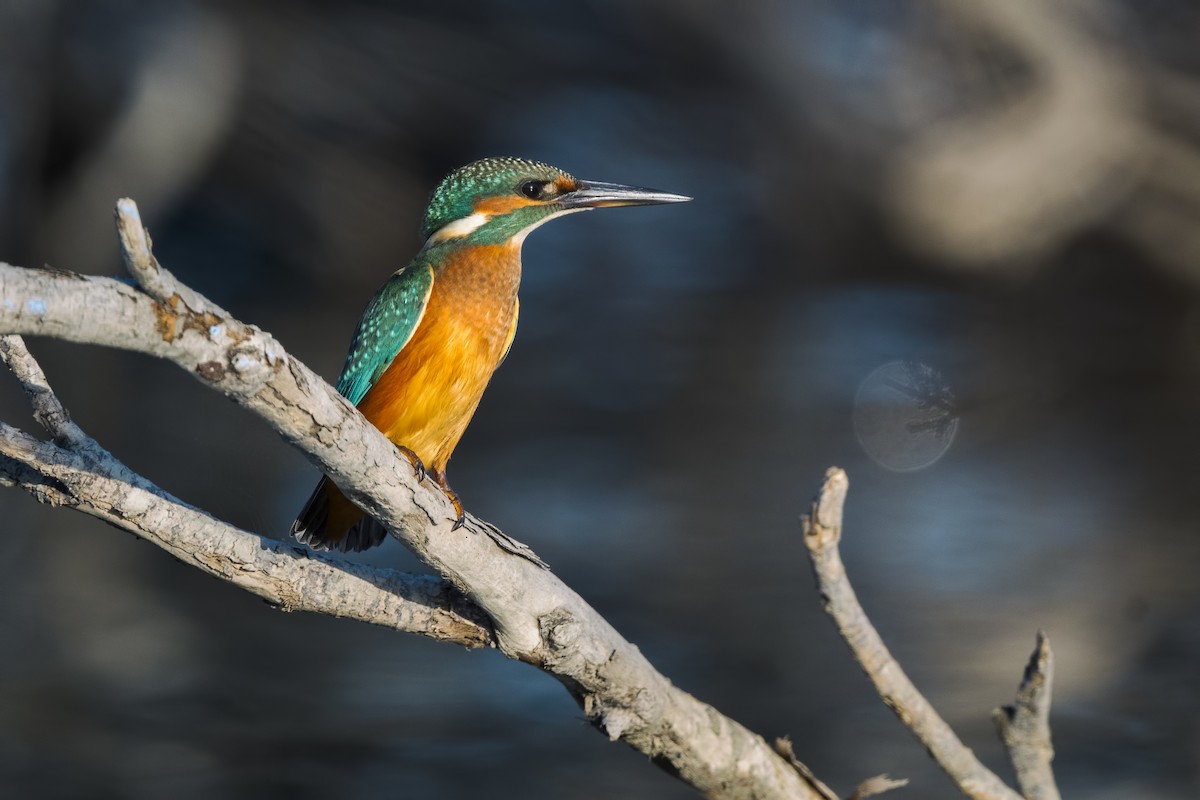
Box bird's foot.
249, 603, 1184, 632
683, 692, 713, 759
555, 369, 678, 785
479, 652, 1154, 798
432, 470, 466, 529
397, 445, 426, 481
449, 501, 466, 530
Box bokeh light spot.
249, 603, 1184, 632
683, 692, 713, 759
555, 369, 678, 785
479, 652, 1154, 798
853, 360, 958, 471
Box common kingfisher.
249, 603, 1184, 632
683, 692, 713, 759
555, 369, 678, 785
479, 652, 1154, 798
292, 156, 690, 551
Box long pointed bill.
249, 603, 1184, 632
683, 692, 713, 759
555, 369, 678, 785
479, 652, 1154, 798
556, 179, 692, 209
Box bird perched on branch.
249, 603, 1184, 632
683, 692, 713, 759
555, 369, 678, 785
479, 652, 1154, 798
292, 156, 690, 551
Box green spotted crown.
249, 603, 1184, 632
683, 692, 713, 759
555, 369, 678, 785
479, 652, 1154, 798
420, 157, 574, 242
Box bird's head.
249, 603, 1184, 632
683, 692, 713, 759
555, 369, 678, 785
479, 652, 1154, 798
420, 156, 690, 248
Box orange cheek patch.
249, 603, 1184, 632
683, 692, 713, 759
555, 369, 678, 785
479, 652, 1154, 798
474, 195, 538, 215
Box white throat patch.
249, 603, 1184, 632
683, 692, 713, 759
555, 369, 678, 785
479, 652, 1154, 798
422, 206, 591, 250
424, 212, 491, 247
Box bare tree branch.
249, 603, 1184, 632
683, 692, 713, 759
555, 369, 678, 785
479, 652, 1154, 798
114, 197, 231, 316
801, 467, 1026, 800
0, 198, 825, 799
993, 633, 1060, 800
0, 334, 89, 446
0, 338, 492, 647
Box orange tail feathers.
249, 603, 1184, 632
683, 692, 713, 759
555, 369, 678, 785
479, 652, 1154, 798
291, 476, 389, 552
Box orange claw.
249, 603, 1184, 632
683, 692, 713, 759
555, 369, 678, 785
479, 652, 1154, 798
431, 469, 466, 528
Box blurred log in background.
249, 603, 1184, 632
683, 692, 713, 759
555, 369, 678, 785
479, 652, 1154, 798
1, 1, 1198, 798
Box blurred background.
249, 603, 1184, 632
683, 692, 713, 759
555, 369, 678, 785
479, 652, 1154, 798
1, 0, 1198, 797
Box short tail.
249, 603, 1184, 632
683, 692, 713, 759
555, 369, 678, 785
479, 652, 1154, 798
291, 476, 389, 553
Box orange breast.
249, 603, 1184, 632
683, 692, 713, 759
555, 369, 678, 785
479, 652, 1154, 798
355, 243, 521, 474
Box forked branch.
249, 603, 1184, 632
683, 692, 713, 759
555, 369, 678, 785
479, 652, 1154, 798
0, 334, 493, 647
0, 200, 826, 800
802, 468, 1059, 800
0, 197, 1063, 799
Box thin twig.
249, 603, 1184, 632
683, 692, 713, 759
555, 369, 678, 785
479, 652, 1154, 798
114, 198, 229, 316
993, 632, 1060, 800
802, 468, 1023, 800
773, 737, 840, 800
0, 335, 88, 447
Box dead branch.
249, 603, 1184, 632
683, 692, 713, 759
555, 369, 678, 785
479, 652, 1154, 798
0, 200, 825, 799
0, 335, 492, 647
802, 467, 1041, 800
993, 633, 1060, 800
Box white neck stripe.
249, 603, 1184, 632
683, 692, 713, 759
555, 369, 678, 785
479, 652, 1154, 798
425, 212, 491, 246
422, 206, 592, 250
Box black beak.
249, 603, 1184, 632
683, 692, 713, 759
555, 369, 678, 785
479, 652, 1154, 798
556, 179, 692, 209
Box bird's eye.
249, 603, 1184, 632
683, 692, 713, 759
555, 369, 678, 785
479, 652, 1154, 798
519, 180, 552, 200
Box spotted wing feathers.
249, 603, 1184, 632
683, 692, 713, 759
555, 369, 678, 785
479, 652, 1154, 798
290, 260, 433, 552
336, 261, 435, 406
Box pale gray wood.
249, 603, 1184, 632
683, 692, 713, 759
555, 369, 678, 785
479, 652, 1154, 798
0, 198, 826, 800
803, 469, 1033, 800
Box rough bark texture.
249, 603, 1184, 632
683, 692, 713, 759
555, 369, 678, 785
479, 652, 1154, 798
0, 199, 1061, 799
0, 199, 826, 799
993, 633, 1060, 800
0, 336, 492, 648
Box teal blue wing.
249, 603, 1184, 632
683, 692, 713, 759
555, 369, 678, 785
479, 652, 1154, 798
336, 261, 435, 406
